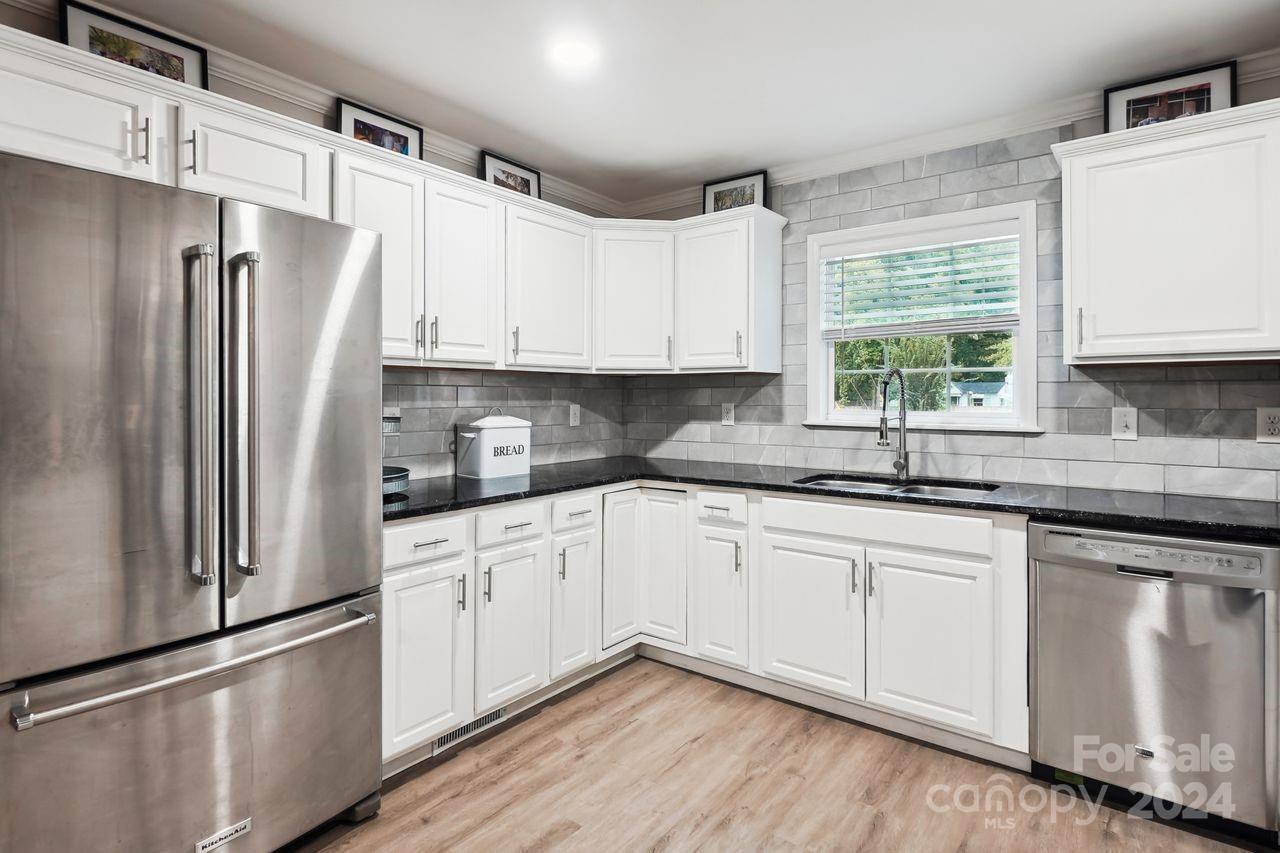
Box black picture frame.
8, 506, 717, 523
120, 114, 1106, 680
60, 0, 209, 89
478, 149, 542, 199
1103, 60, 1237, 133
336, 97, 424, 159
703, 169, 769, 214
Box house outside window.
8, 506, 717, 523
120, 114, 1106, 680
805, 201, 1039, 431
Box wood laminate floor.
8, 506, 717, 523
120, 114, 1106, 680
304, 660, 1247, 852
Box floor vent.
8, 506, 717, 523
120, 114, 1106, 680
435, 709, 503, 751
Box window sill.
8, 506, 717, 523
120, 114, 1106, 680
802, 418, 1044, 435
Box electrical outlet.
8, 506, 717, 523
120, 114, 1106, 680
569, 403, 581, 427
1111, 406, 1138, 440
1258, 408, 1280, 443
721, 403, 735, 426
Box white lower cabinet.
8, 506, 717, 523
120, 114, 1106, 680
602, 490, 644, 646
758, 531, 865, 701
691, 522, 748, 668
474, 540, 550, 714
864, 548, 994, 736
550, 526, 598, 679
381, 556, 473, 760
602, 488, 687, 649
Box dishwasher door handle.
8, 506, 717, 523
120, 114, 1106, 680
1116, 565, 1174, 580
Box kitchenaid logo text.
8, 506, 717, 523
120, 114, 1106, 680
492, 444, 526, 457
195, 818, 251, 852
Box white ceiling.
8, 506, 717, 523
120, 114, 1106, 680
106, 0, 1280, 205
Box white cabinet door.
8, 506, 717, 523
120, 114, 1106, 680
602, 490, 643, 648
0, 50, 169, 183
865, 548, 994, 736
594, 229, 674, 370
505, 206, 592, 368
639, 490, 687, 644
758, 531, 864, 700
550, 527, 598, 679
692, 523, 748, 668
381, 557, 473, 759
1064, 114, 1280, 361
333, 150, 424, 361
474, 541, 550, 713
178, 103, 329, 217
425, 179, 501, 364
676, 217, 750, 368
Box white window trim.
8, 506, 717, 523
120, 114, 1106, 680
804, 200, 1040, 432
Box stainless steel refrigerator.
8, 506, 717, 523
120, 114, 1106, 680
0, 153, 384, 852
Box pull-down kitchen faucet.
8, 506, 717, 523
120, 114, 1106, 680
877, 368, 910, 481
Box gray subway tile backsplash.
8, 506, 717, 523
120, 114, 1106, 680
382, 125, 1280, 500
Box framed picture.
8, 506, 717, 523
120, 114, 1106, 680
478, 150, 541, 199
1104, 61, 1236, 132
337, 98, 423, 159
703, 170, 768, 213
61, 0, 208, 88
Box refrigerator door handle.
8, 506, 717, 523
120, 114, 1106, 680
10, 607, 377, 732
231, 250, 262, 578
184, 244, 217, 587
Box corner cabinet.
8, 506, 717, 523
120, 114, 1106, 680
1056, 100, 1280, 363
505, 206, 593, 370
601, 488, 688, 649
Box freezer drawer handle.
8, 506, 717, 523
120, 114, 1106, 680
231, 251, 262, 578
9, 608, 376, 732
184, 243, 218, 587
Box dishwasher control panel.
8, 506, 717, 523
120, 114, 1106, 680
1043, 532, 1263, 577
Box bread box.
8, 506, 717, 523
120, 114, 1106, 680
455, 408, 531, 479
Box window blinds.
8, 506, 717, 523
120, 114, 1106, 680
820, 235, 1020, 341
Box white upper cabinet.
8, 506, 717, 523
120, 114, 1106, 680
864, 548, 994, 737
0, 48, 169, 183
425, 180, 502, 364
178, 102, 330, 217
675, 208, 784, 372
677, 217, 749, 369
1057, 101, 1280, 363
758, 531, 865, 701
505, 206, 593, 369
333, 151, 425, 361
594, 228, 674, 370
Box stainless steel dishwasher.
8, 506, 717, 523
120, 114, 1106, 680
1030, 523, 1280, 832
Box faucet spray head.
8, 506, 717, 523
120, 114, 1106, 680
877, 416, 891, 447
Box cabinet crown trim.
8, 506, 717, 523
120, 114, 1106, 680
1052, 98, 1280, 164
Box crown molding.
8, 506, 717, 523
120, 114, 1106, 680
0, 0, 630, 215
1240, 44, 1280, 84
616, 185, 703, 218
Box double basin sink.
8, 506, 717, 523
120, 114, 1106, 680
794, 474, 999, 501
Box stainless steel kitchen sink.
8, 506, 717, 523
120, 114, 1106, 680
894, 483, 998, 499
794, 474, 999, 500
796, 478, 900, 492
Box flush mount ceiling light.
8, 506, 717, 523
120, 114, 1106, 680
547, 32, 601, 77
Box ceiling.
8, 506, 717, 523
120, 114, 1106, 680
104, 0, 1280, 206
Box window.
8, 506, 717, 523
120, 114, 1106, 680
806, 201, 1038, 430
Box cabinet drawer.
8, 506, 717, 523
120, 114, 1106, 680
476, 501, 547, 550
761, 497, 992, 559
696, 490, 747, 524
552, 493, 598, 532
384, 516, 468, 569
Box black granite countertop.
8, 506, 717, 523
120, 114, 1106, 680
382, 456, 1280, 544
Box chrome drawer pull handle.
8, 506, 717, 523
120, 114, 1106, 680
704, 504, 731, 513
504, 521, 532, 530
568, 509, 592, 518
413, 538, 448, 548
